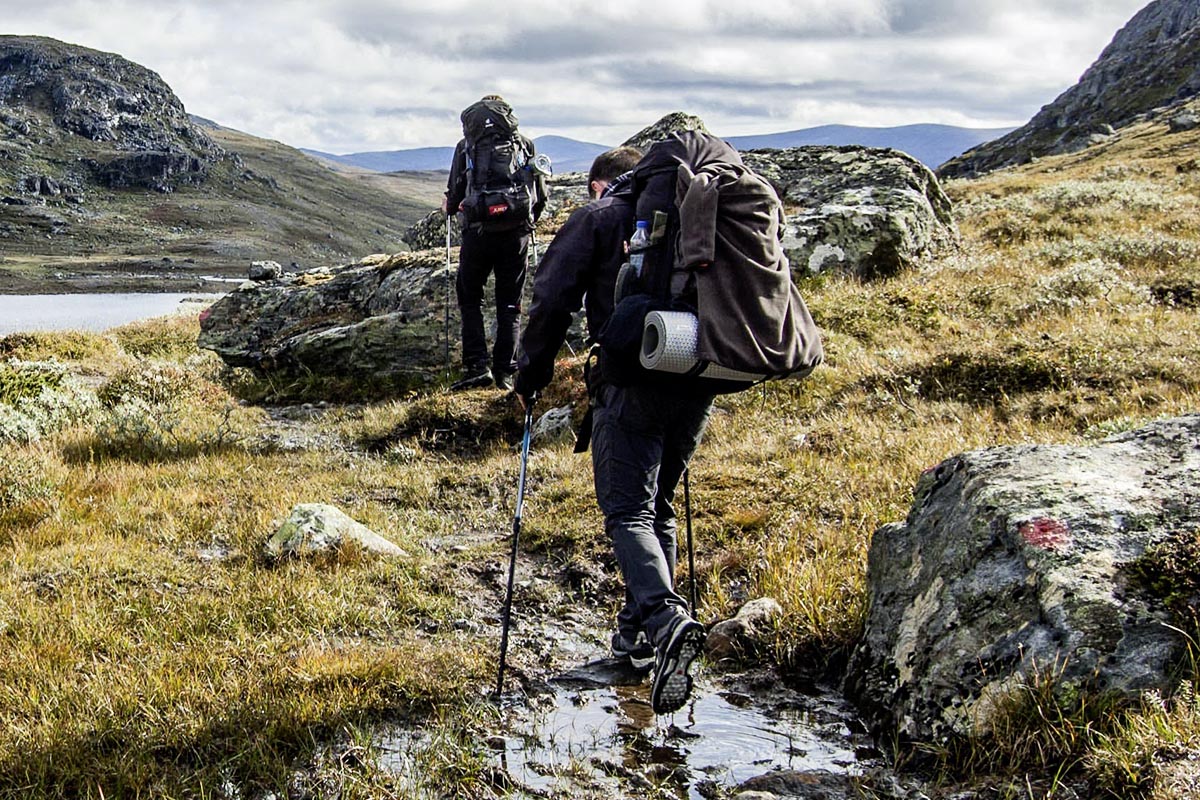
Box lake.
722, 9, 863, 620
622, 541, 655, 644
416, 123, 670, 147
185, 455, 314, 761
0, 293, 220, 335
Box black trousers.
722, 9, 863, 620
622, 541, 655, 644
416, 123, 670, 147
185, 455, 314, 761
455, 227, 529, 376
591, 381, 714, 646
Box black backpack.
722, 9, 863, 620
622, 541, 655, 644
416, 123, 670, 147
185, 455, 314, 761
458, 98, 534, 233
598, 130, 823, 392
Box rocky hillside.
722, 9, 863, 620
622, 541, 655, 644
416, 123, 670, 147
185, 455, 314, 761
939, 0, 1200, 178
0, 36, 440, 292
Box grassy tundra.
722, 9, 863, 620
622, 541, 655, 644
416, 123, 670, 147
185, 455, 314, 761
2, 111, 1199, 798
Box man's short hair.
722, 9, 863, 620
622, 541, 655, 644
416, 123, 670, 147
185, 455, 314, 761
481, 94, 505, 102
588, 146, 643, 187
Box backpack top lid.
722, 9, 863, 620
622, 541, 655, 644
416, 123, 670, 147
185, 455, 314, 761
633, 130, 743, 181
461, 97, 519, 143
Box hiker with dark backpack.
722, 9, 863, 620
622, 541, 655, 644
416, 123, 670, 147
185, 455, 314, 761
443, 94, 547, 391
515, 132, 822, 715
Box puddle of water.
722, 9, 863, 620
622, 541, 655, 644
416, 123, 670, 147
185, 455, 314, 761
496, 672, 872, 799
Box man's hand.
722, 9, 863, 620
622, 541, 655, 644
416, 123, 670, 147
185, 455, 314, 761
516, 391, 537, 413
440, 196, 449, 215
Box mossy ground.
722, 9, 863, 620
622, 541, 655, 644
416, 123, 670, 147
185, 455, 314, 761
1, 111, 1199, 798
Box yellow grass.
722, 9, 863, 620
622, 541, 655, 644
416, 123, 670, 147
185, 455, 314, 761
1, 110, 1198, 796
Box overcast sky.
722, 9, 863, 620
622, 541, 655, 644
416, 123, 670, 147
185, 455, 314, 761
5, 0, 1151, 154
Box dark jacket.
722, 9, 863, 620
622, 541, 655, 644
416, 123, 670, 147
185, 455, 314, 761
445, 136, 547, 225
515, 187, 633, 396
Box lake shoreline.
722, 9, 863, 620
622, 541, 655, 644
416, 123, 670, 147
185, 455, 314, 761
0, 292, 221, 335
0, 255, 246, 295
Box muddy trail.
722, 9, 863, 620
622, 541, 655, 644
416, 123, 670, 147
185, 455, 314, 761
447, 545, 886, 799
268, 402, 908, 800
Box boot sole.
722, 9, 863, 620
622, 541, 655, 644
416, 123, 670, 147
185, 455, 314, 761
651, 622, 704, 714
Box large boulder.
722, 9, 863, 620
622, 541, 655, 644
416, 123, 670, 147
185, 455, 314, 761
198, 252, 457, 388
743, 146, 956, 280
845, 415, 1200, 743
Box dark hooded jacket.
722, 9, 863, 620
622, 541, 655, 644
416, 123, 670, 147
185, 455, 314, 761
514, 174, 635, 396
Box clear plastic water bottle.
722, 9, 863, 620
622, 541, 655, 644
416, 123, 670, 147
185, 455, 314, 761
629, 219, 650, 277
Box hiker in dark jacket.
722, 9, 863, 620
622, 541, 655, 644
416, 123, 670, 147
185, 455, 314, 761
443, 94, 546, 391
514, 146, 711, 715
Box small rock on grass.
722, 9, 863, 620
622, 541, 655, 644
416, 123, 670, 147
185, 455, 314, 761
264, 502, 406, 560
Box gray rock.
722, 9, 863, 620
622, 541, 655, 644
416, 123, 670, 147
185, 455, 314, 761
845, 415, 1200, 743
0, 36, 225, 191
264, 503, 406, 560
402, 210, 461, 251
90, 150, 208, 193
1170, 111, 1200, 132
21, 174, 59, 196
248, 260, 284, 281
745, 146, 956, 279
737, 769, 858, 799
531, 405, 575, 445
199, 252, 457, 388
706, 597, 784, 661
621, 112, 710, 151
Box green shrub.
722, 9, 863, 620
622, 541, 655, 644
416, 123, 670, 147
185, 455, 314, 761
0, 445, 65, 527
0, 360, 65, 405
97, 361, 196, 408
0, 363, 99, 443
111, 315, 203, 360
0, 330, 117, 361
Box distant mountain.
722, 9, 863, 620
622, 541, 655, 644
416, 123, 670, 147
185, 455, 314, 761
302, 134, 609, 175
941, 0, 1200, 178
305, 124, 1012, 175
301, 146, 454, 172
726, 124, 1014, 170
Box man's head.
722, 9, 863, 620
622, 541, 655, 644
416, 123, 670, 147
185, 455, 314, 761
481, 94, 505, 103
587, 146, 643, 199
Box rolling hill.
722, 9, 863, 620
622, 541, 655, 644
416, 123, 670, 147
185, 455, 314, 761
0, 36, 442, 293
301, 123, 1013, 175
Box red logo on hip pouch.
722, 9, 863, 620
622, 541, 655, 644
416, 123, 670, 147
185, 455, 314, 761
487, 203, 508, 216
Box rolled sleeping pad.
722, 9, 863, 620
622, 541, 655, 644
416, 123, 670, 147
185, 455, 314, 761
639, 310, 767, 383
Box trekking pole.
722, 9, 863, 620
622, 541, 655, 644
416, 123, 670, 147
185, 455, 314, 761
443, 215, 452, 375
684, 467, 698, 615
496, 400, 535, 697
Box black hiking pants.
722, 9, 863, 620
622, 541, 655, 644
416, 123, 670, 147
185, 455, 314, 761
591, 381, 715, 648
456, 226, 529, 377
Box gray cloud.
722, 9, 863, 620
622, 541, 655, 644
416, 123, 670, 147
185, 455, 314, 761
0, 0, 1152, 152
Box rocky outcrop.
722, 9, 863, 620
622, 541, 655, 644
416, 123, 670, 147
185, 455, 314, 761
845, 415, 1200, 743
0, 35, 224, 191
621, 112, 710, 151
746, 146, 956, 279
198, 252, 456, 388
402, 210, 461, 250
940, 0, 1200, 177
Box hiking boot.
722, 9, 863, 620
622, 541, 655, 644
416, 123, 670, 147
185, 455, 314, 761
650, 617, 705, 714
451, 367, 492, 390
611, 631, 654, 672
494, 371, 514, 391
